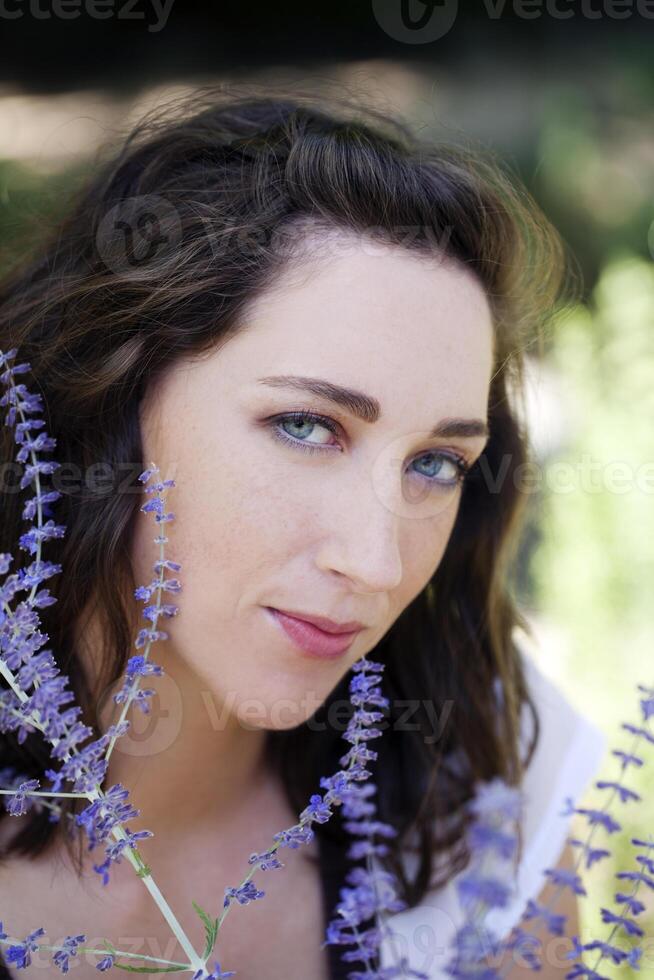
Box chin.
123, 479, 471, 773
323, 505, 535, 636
233, 699, 320, 732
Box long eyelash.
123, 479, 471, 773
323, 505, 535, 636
415, 449, 473, 486
275, 410, 340, 440
268, 409, 478, 488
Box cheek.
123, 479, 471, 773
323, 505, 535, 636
395, 498, 460, 604
159, 439, 311, 581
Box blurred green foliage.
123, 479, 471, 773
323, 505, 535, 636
531, 256, 654, 978
0, 159, 90, 276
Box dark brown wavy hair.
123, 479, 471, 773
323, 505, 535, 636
0, 85, 575, 915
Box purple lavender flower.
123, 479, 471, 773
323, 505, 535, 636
0, 354, 182, 971
444, 778, 524, 980
621, 722, 654, 745
4, 777, 40, 816
594, 780, 641, 804
560, 798, 621, 835
0, 766, 58, 819
75, 781, 137, 838
105, 827, 155, 862
523, 898, 567, 936
638, 685, 654, 721
191, 962, 236, 980
112, 654, 164, 715
247, 847, 284, 870
566, 838, 610, 871
500, 680, 653, 980
467, 778, 523, 824
272, 822, 315, 849
321, 658, 432, 979
4, 927, 46, 969
216, 656, 412, 978
300, 792, 334, 824
0, 354, 134, 796
52, 933, 87, 974
223, 880, 265, 909
543, 867, 586, 896
3, 457, 178, 888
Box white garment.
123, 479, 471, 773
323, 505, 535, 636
376, 643, 608, 978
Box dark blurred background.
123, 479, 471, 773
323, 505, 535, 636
1, 2, 653, 292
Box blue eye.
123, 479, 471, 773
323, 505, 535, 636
275, 412, 339, 448
268, 410, 472, 491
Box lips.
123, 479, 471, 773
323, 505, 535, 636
270, 608, 365, 634
265, 607, 363, 660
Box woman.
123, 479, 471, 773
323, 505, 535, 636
0, 89, 606, 979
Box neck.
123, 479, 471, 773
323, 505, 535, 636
74, 603, 272, 851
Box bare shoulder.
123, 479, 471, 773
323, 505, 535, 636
500, 840, 580, 980
0, 830, 128, 980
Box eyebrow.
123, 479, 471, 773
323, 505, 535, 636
256, 374, 490, 441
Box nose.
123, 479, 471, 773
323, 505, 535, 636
315, 476, 404, 594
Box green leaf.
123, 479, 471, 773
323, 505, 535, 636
192, 899, 219, 959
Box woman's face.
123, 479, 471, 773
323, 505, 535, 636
132, 234, 494, 731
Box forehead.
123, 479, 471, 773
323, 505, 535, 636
210, 240, 494, 418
